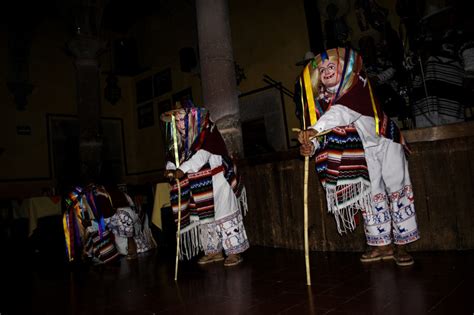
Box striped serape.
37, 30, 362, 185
315, 125, 371, 233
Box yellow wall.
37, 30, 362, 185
2, 0, 404, 197
126, 2, 204, 178
128, 0, 311, 174
0, 0, 311, 197
0, 18, 138, 197
230, 0, 309, 145
0, 21, 75, 183
100, 73, 137, 177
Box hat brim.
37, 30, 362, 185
160, 109, 185, 122
160, 107, 209, 122
295, 58, 314, 66
421, 6, 453, 21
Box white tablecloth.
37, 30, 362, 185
14, 196, 62, 236
151, 183, 171, 229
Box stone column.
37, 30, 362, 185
195, 0, 243, 157
68, 36, 105, 184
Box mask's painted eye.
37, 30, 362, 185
328, 64, 336, 71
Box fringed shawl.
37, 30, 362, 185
167, 118, 247, 259
314, 125, 371, 233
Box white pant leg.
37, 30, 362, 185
202, 221, 223, 255
213, 173, 239, 220
382, 141, 420, 245
202, 172, 249, 255
216, 211, 249, 255
363, 141, 393, 246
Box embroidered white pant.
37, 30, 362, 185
202, 211, 249, 255
200, 172, 249, 255
362, 138, 420, 246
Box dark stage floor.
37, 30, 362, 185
1, 246, 473, 315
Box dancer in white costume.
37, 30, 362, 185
162, 103, 249, 267
298, 48, 419, 266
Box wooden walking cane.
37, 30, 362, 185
293, 126, 331, 286
297, 56, 334, 286
298, 71, 312, 286
171, 115, 182, 281
174, 178, 182, 281
303, 152, 311, 286
293, 126, 311, 286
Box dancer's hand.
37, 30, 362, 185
164, 169, 185, 180
297, 129, 317, 145
300, 143, 314, 157
164, 170, 174, 180
175, 169, 184, 179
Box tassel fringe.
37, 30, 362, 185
177, 184, 249, 260
238, 186, 248, 216
325, 179, 372, 234
178, 225, 201, 260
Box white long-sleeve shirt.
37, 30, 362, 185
166, 149, 223, 173
166, 149, 238, 220
310, 104, 382, 149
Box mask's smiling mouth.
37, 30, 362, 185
324, 72, 335, 81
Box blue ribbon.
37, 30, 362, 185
184, 111, 189, 158
321, 50, 329, 61
197, 108, 201, 135
335, 48, 354, 100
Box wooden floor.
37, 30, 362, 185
1, 246, 473, 315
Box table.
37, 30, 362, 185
151, 183, 171, 230
14, 196, 62, 236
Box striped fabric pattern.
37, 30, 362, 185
170, 178, 191, 228
170, 164, 215, 230
316, 125, 370, 188
188, 168, 215, 220
412, 55, 465, 120
379, 112, 410, 154
84, 229, 119, 264
315, 125, 372, 233
221, 155, 241, 197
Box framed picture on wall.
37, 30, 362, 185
153, 68, 172, 97
44, 115, 126, 188
172, 87, 193, 106
137, 102, 154, 129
